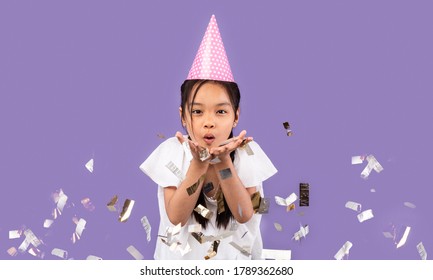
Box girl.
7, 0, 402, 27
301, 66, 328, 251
140, 15, 277, 260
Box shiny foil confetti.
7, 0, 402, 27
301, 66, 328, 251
186, 175, 205, 196
251, 192, 261, 213
81, 197, 95, 212
240, 141, 254, 156
7, 247, 18, 257
86, 255, 103, 260
28, 246, 44, 258
218, 168, 232, 180
141, 216, 151, 242
24, 229, 42, 248
194, 204, 213, 219
54, 189, 68, 213
351, 155, 366, 165
275, 193, 298, 207
417, 242, 427, 260
360, 154, 384, 179
292, 225, 309, 241
188, 224, 202, 233
258, 197, 270, 214
75, 218, 86, 238
357, 209, 374, 223
287, 203, 295, 211
299, 183, 309, 207
229, 241, 251, 257
334, 241, 353, 260
283, 121, 293, 136
85, 158, 94, 173
262, 249, 292, 260
9, 230, 21, 239
166, 161, 184, 181
199, 147, 211, 161
126, 245, 144, 260
404, 202, 416, 209
51, 248, 68, 259
43, 219, 54, 229
119, 199, 135, 222
274, 222, 283, 231
215, 188, 225, 214
107, 195, 118, 212
203, 182, 214, 194
345, 201, 362, 212
178, 242, 192, 256
191, 232, 205, 244
204, 240, 220, 260
396, 226, 411, 248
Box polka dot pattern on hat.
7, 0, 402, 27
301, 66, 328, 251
187, 15, 234, 82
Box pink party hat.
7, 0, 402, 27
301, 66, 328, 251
187, 15, 234, 82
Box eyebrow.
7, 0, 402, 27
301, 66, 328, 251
190, 102, 232, 107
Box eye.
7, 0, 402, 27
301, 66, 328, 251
191, 109, 202, 115
217, 110, 227, 114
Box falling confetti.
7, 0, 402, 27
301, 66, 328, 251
283, 121, 293, 136
334, 241, 353, 260
357, 209, 374, 223
119, 199, 135, 222
85, 158, 94, 173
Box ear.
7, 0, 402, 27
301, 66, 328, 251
234, 108, 240, 123
179, 107, 185, 126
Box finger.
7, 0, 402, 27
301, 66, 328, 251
176, 131, 184, 144
237, 130, 247, 139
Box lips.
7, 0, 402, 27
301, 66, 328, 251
203, 133, 215, 145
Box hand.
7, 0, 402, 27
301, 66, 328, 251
209, 130, 253, 162
175, 132, 211, 165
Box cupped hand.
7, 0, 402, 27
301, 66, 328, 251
209, 130, 253, 161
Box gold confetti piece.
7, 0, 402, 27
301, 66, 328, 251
396, 226, 411, 249
251, 192, 261, 213
299, 183, 309, 207
274, 222, 283, 231
188, 224, 202, 233
229, 241, 251, 257
51, 248, 68, 259
43, 219, 54, 228
204, 240, 220, 260
81, 198, 95, 211
283, 121, 293, 136
9, 230, 21, 239
275, 193, 298, 207
186, 175, 205, 196
417, 242, 427, 260
262, 249, 292, 260
357, 209, 374, 222
86, 255, 102, 260
292, 225, 309, 241
287, 203, 295, 212
191, 232, 205, 244
241, 143, 254, 156
107, 195, 118, 212
199, 147, 211, 161
404, 202, 416, 209
126, 245, 144, 260
334, 241, 353, 260
85, 158, 94, 173
141, 216, 151, 242
119, 199, 135, 222
194, 204, 213, 219
7, 247, 18, 257
345, 201, 362, 212
166, 161, 184, 180
216, 188, 225, 214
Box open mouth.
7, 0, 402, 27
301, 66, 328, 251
203, 134, 215, 145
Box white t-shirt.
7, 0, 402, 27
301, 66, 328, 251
140, 136, 277, 260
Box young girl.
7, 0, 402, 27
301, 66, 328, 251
140, 15, 277, 260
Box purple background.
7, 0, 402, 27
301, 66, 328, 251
1, 0, 432, 260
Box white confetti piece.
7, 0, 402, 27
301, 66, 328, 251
383, 232, 394, 239
75, 218, 86, 238
334, 241, 353, 260
345, 201, 362, 212
370, 188, 376, 193
194, 204, 213, 219
274, 222, 283, 231
351, 155, 365, 165
262, 249, 291, 260
141, 216, 151, 242
361, 155, 384, 179
51, 248, 68, 259
85, 158, 94, 173
357, 209, 374, 223
86, 255, 103, 260
43, 219, 54, 228
292, 225, 309, 241
188, 224, 202, 233
229, 241, 251, 257
396, 226, 411, 249
275, 193, 297, 207
126, 245, 144, 260
404, 202, 416, 209
9, 230, 21, 239
417, 242, 427, 260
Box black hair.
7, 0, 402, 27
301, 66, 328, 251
180, 79, 241, 229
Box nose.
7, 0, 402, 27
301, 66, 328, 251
203, 114, 215, 129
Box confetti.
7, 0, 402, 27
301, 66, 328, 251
370, 188, 376, 193
417, 242, 427, 260
126, 245, 144, 260
51, 248, 68, 259
274, 222, 283, 231
351, 155, 366, 165
216, 189, 225, 214
240, 141, 254, 156
396, 226, 411, 249
258, 197, 270, 214
287, 203, 295, 211
178, 242, 192, 256
229, 241, 251, 257
119, 199, 135, 222
199, 147, 211, 161
74, 218, 86, 238
186, 175, 205, 196
141, 216, 151, 242
275, 193, 298, 207
292, 225, 309, 241
24, 229, 42, 248
53, 189, 68, 213
28, 247, 44, 258
81, 197, 95, 211
85, 158, 94, 173
357, 209, 374, 222
204, 240, 220, 260
299, 183, 309, 207
383, 232, 394, 239
194, 204, 213, 219
7, 247, 18, 257
43, 219, 54, 228
283, 121, 293, 136
107, 195, 118, 212
9, 230, 21, 239
218, 168, 232, 180
86, 255, 103, 260
334, 241, 353, 260
262, 249, 292, 260
404, 202, 416, 209
156, 133, 166, 139
188, 224, 202, 233
360, 155, 384, 179
203, 182, 214, 194
345, 201, 362, 212
166, 161, 184, 181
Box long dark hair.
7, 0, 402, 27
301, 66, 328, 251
180, 79, 241, 229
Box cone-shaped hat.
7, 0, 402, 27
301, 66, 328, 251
186, 15, 234, 82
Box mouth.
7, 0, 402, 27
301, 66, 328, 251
203, 134, 215, 145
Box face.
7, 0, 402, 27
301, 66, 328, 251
180, 82, 239, 148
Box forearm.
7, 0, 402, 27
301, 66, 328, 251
164, 160, 208, 226
213, 159, 254, 223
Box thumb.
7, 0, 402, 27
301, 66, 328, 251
175, 131, 185, 144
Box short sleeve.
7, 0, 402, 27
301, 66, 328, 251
234, 141, 278, 188
139, 137, 188, 188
